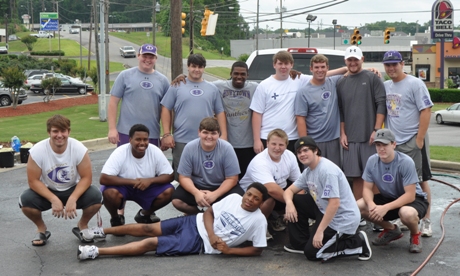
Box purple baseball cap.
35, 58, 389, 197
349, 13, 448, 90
139, 44, 157, 55
382, 51, 403, 63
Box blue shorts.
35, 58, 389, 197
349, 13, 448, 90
156, 215, 203, 256
100, 183, 174, 210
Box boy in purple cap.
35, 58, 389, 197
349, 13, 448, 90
106, 44, 170, 225
382, 50, 434, 237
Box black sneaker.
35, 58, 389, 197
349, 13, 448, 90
283, 244, 304, 254
358, 231, 372, 261
134, 209, 161, 223
110, 215, 125, 227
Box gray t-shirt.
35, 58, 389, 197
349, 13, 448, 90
384, 75, 433, 144
161, 80, 225, 143
177, 138, 240, 189
110, 67, 170, 139
337, 70, 387, 143
362, 151, 426, 199
293, 157, 360, 234
214, 80, 258, 148
294, 75, 341, 142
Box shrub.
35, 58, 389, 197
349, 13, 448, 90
428, 88, 460, 102
237, 54, 249, 62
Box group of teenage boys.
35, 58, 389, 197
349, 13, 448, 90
18, 43, 432, 263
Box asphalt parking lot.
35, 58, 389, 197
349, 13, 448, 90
1, 147, 460, 276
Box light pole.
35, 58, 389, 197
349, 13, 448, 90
152, 1, 160, 45
332, 19, 337, 50
306, 14, 317, 48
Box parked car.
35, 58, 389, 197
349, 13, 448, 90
246, 47, 345, 83
70, 28, 80, 34
120, 46, 136, 58
435, 103, 460, 124
30, 77, 94, 95
43, 73, 83, 84
23, 69, 49, 78
24, 74, 44, 89
0, 81, 28, 106
8, 34, 20, 41
30, 31, 54, 38
0, 46, 8, 54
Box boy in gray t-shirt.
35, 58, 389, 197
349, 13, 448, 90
357, 129, 428, 254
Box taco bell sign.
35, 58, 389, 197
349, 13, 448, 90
431, 0, 454, 39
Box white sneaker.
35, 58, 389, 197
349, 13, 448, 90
80, 227, 106, 242
266, 227, 273, 241
420, 218, 432, 237
359, 218, 367, 227
78, 245, 99, 260
391, 218, 409, 231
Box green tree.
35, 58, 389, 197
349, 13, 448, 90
88, 67, 98, 93
21, 35, 37, 51
1, 67, 26, 109
41, 77, 62, 103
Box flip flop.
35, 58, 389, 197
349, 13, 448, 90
32, 231, 51, 246
72, 227, 93, 243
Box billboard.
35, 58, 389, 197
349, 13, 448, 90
40, 12, 59, 32
431, 0, 454, 39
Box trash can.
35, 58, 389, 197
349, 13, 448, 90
0, 150, 15, 168
20, 148, 30, 163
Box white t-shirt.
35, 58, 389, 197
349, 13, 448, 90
239, 149, 300, 191
29, 138, 87, 191
196, 193, 267, 254
101, 143, 173, 178
250, 74, 312, 140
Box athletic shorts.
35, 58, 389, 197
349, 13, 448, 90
234, 147, 256, 180
316, 138, 341, 168
421, 136, 432, 181
156, 215, 203, 256
342, 142, 376, 178
172, 142, 187, 181
396, 135, 423, 181
373, 194, 428, 221
118, 132, 159, 147
100, 183, 174, 210
172, 184, 244, 207
19, 185, 102, 211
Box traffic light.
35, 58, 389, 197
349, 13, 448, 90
384, 29, 391, 44
201, 8, 213, 36
350, 28, 362, 45
181, 12, 186, 34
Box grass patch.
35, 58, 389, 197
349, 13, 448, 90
109, 32, 235, 60
0, 104, 105, 143
430, 146, 460, 162
432, 102, 455, 112
75, 59, 125, 73
206, 67, 230, 79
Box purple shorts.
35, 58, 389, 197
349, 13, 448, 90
100, 183, 174, 210
117, 132, 159, 147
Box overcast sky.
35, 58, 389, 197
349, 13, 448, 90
237, 0, 452, 31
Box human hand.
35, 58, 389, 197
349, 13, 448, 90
340, 134, 349, 150
209, 234, 220, 249
415, 136, 424, 149
64, 199, 77, 219
369, 131, 376, 145
289, 69, 302, 80
216, 238, 230, 253
108, 129, 119, 144
133, 178, 151, 191
51, 198, 65, 218
253, 140, 264, 154
203, 191, 219, 205
285, 203, 298, 223
161, 136, 175, 149
313, 231, 324, 249
369, 205, 388, 222
171, 74, 187, 87
194, 191, 211, 208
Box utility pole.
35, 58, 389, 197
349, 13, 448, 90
30, 0, 33, 31
170, 0, 183, 79
104, 0, 110, 96
189, 0, 193, 54
279, 0, 283, 48
88, 3, 93, 71
94, 0, 100, 81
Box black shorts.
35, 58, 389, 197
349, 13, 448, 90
234, 147, 256, 180
19, 185, 102, 211
373, 194, 429, 221
421, 141, 432, 181
171, 184, 244, 207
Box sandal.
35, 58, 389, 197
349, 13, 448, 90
32, 231, 51, 246
72, 227, 93, 243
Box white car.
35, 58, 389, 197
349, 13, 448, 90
0, 46, 8, 54
435, 103, 460, 124
24, 74, 44, 89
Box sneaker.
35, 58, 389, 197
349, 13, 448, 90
359, 218, 367, 227
372, 224, 404, 246
77, 245, 99, 260
308, 219, 316, 227
409, 232, 422, 253
358, 231, 372, 261
110, 214, 125, 227
420, 218, 432, 237
372, 224, 383, 232
268, 216, 286, 232
134, 209, 161, 224
80, 227, 106, 242
391, 218, 409, 231
284, 244, 304, 254
266, 227, 273, 241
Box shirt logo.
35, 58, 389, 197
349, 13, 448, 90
203, 160, 215, 169
321, 91, 331, 100
140, 80, 153, 89
48, 166, 72, 184
190, 89, 204, 96
382, 173, 394, 183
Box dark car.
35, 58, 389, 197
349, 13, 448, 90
0, 81, 28, 106
30, 77, 94, 95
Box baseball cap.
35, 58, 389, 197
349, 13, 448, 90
382, 50, 403, 63
139, 44, 157, 55
295, 136, 321, 155
374, 129, 396, 144
344, 46, 363, 60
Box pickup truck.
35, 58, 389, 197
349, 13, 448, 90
30, 31, 54, 38
119, 46, 136, 58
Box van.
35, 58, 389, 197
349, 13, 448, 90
246, 47, 345, 83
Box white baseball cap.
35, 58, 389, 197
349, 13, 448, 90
344, 46, 363, 60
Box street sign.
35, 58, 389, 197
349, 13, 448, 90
386, 27, 396, 32
342, 39, 349, 45
431, 0, 454, 39
40, 12, 59, 31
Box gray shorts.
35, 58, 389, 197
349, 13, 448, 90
172, 142, 187, 181
19, 185, 102, 211
317, 138, 341, 168
396, 135, 423, 182
342, 142, 376, 178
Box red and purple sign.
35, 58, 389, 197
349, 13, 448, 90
431, 0, 454, 38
